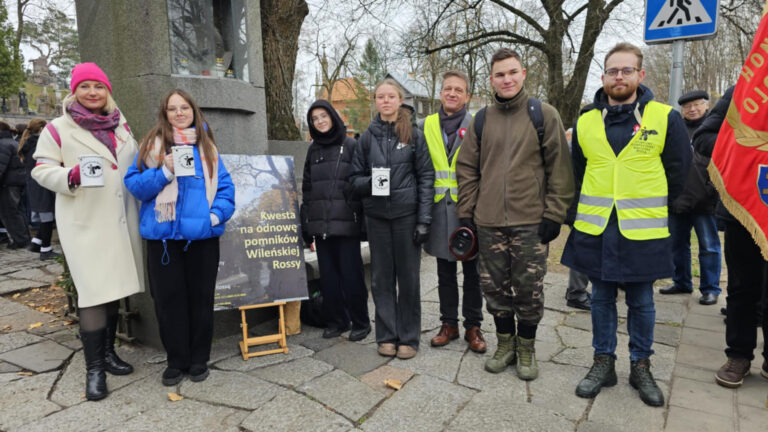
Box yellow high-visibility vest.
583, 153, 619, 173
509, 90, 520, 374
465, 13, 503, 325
424, 113, 460, 202
574, 101, 671, 240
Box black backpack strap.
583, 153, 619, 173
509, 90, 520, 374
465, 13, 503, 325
474, 106, 487, 148
527, 97, 546, 166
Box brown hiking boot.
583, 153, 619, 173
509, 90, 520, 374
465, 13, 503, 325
464, 326, 487, 353
715, 357, 751, 388
430, 322, 459, 347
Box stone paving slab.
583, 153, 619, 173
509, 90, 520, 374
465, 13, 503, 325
0, 360, 21, 372
214, 343, 313, 372
684, 311, 727, 332
446, 386, 575, 432
102, 398, 248, 432
587, 380, 669, 432
672, 363, 717, 383
180, 369, 282, 410
675, 343, 725, 371
557, 325, 593, 348
249, 356, 334, 388
358, 365, 415, 396
388, 334, 465, 382
0, 308, 58, 333
664, 405, 734, 432
738, 404, 768, 432
51, 345, 165, 407
0, 296, 33, 316
617, 322, 683, 347
679, 326, 725, 350
0, 340, 73, 372
0, 331, 45, 353
299, 369, 385, 422
0, 372, 61, 430
530, 362, 591, 421
43, 328, 81, 351
668, 376, 735, 418
564, 312, 592, 331
0, 278, 48, 295
736, 375, 768, 410
14, 376, 171, 432
7, 267, 58, 285
361, 374, 475, 432
314, 340, 390, 377
208, 334, 243, 364
240, 390, 353, 432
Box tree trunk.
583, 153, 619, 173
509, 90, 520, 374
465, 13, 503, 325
260, 0, 308, 141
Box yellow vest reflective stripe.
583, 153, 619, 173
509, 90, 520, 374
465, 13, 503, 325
424, 113, 459, 202
574, 101, 671, 240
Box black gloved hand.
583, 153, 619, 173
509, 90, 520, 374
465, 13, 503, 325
413, 223, 430, 245
459, 218, 476, 234
302, 231, 314, 248
538, 217, 561, 244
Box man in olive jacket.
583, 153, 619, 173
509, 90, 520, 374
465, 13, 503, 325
456, 48, 574, 380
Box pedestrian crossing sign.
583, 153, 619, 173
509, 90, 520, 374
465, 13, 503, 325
644, 0, 720, 44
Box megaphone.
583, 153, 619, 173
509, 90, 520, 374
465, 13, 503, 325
449, 226, 478, 261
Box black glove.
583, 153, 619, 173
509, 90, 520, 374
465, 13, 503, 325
302, 231, 314, 248
538, 217, 561, 244
413, 223, 430, 245
459, 218, 476, 234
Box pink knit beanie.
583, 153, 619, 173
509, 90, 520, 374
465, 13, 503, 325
70, 63, 112, 94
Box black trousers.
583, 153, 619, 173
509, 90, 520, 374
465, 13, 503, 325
723, 221, 768, 362
436, 257, 482, 328
315, 236, 370, 330
367, 214, 421, 348
0, 186, 29, 246
147, 238, 219, 370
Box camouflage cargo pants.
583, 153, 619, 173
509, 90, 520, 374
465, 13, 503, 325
476, 224, 547, 325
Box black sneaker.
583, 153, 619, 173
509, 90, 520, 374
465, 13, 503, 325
630, 358, 664, 407
40, 250, 61, 261
162, 367, 184, 386
28, 243, 41, 253
348, 325, 371, 342
189, 364, 209, 382
567, 297, 591, 310
322, 324, 350, 339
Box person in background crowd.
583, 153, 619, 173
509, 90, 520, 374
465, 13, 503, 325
14, 123, 26, 142
349, 78, 434, 360
301, 99, 370, 341
32, 63, 144, 401
564, 127, 591, 310
18, 118, 59, 260
456, 48, 574, 380
563, 43, 690, 407
124, 89, 235, 387
660, 90, 721, 306
423, 70, 486, 353
695, 86, 768, 388
0, 121, 30, 249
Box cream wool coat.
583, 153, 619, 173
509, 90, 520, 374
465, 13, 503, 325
32, 96, 144, 307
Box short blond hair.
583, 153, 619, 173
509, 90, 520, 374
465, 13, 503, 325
604, 42, 643, 69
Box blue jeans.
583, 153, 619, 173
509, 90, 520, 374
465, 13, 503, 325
590, 278, 655, 361
670, 213, 722, 294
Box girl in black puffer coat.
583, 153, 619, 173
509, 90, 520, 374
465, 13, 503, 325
302, 100, 371, 341
349, 79, 435, 359
18, 118, 58, 260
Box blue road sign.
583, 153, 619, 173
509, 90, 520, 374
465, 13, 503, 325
644, 0, 720, 44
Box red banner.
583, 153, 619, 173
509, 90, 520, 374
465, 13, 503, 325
710, 12, 768, 259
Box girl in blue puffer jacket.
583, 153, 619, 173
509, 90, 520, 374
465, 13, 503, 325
124, 89, 235, 387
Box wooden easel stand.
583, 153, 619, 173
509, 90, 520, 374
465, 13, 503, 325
238, 301, 290, 360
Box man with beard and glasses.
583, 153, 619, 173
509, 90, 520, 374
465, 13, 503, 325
562, 43, 690, 407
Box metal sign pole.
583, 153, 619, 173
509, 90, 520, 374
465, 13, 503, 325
668, 40, 685, 110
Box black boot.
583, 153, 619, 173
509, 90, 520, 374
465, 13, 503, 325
104, 314, 134, 375
575, 354, 617, 398
80, 329, 108, 401
629, 358, 665, 407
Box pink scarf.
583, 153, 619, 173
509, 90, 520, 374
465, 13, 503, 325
144, 127, 218, 222
67, 101, 120, 158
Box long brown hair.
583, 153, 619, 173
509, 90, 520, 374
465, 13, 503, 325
374, 79, 413, 145
137, 89, 217, 175
18, 118, 46, 162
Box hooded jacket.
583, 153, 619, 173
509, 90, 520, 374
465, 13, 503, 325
349, 114, 434, 223
301, 100, 363, 238
19, 134, 55, 213
0, 130, 26, 187
562, 85, 691, 282
671, 112, 717, 215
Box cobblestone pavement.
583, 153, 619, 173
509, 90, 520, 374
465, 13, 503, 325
0, 246, 766, 431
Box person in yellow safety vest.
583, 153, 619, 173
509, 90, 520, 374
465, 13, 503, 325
562, 43, 691, 408
421, 70, 486, 354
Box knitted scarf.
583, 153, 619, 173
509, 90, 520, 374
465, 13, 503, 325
67, 101, 121, 158
143, 127, 218, 222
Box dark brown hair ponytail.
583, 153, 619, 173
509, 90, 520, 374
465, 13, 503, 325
395, 106, 412, 145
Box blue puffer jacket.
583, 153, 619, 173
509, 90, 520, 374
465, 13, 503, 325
124, 145, 235, 241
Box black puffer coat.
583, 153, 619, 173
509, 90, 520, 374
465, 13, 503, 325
350, 114, 434, 223
0, 130, 26, 187
19, 134, 55, 213
301, 100, 363, 238
670, 114, 718, 215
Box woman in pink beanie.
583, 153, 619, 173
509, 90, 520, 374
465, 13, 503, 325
32, 63, 144, 401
